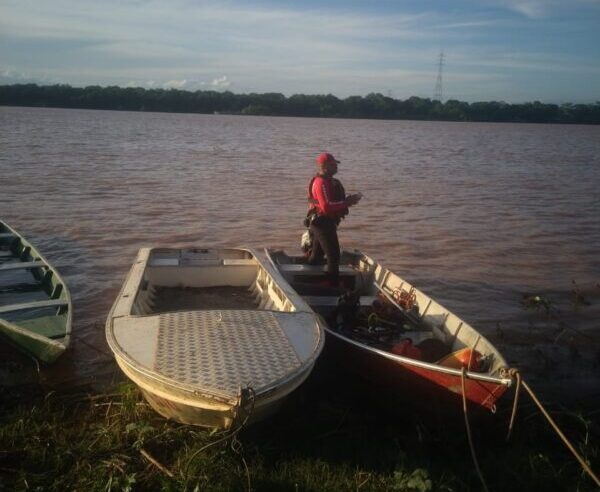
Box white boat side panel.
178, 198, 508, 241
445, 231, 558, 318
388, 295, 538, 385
112, 315, 160, 368
256, 259, 313, 314
444, 312, 468, 348
113, 248, 151, 318
273, 312, 321, 362
145, 266, 257, 288
154, 310, 303, 398
277, 264, 357, 274
222, 259, 258, 266
420, 301, 450, 339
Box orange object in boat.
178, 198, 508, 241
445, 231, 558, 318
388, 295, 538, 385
437, 348, 482, 371
391, 339, 422, 360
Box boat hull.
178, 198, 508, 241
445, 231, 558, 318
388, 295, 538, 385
264, 248, 512, 414
324, 328, 508, 412
116, 354, 315, 429
106, 247, 324, 429
0, 320, 66, 364
0, 221, 72, 364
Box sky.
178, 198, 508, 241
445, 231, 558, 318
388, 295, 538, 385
1, 0, 599, 103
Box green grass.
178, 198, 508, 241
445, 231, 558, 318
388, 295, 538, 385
0, 361, 598, 492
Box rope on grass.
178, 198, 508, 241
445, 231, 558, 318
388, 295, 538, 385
460, 368, 490, 492
503, 369, 600, 488
184, 385, 256, 478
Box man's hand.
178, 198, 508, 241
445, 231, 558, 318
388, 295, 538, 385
346, 193, 362, 207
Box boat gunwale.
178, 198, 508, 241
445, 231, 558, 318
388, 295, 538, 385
323, 325, 511, 386
0, 220, 72, 354
264, 248, 512, 388
106, 246, 325, 404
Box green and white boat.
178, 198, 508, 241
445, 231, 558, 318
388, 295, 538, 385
0, 221, 72, 363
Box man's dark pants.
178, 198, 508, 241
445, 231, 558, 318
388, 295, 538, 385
308, 215, 340, 284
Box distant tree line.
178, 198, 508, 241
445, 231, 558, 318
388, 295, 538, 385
1, 83, 599, 124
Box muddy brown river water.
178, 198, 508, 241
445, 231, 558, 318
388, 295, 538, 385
1, 106, 599, 402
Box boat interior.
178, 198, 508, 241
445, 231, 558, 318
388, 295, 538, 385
267, 249, 507, 375
132, 248, 304, 316
0, 226, 69, 341
108, 247, 323, 406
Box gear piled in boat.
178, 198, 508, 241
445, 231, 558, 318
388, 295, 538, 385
330, 289, 452, 363
266, 248, 510, 413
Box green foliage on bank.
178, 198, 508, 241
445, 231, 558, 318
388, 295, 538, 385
0, 377, 598, 491
1, 84, 599, 124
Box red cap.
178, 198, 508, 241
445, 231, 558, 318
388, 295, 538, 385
316, 152, 340, 166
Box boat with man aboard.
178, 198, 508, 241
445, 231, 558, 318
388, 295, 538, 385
266, 248, 512, 413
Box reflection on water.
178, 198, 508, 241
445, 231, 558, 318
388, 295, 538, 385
1, 106, 599, 399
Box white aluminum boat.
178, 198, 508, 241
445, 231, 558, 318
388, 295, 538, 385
266, 249, 511, 413
106, 247, 324, 429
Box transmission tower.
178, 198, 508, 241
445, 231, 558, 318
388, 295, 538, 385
434, 51, 445, 101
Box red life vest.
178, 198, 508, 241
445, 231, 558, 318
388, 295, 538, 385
307, 174, 348, 220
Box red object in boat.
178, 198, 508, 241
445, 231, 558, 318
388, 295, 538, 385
324, 330, 508, 412
438, 348, 483, 371
391, 339, 422, 360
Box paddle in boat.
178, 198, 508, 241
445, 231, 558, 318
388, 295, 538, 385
265, 248, 512, 413
0, 220, 72, 364
106, 247, 324, 429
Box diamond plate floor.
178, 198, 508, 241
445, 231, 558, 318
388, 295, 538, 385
155, 310, 302, 396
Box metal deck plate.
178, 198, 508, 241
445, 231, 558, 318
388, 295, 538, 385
155, 310, 302, 397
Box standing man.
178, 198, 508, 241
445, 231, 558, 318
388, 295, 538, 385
306, 152, 362, 286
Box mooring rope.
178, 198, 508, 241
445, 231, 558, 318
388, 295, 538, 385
505, 368, 522, 442
460, 368, 490, 492
184, 385, 256, 479
503, 368, 600, 488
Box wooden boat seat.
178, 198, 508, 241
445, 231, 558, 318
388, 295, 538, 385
0, 261, 47, 272
278, 264, 357, 275
302, 295, 378, 307
0, 298, 68, 314
0, 233, 16, 239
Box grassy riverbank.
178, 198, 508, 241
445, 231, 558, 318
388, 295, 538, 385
1, 367, 598, 492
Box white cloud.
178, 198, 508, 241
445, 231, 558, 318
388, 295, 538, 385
507, 1, 547, 18
124, 80, 157, 88
163, 79, 188, 89
162, 78, 233, 90
0, 66, 56, 84
485, 0, 600, 18
211, 76, 230, 89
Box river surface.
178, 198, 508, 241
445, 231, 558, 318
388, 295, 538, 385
1, 106, 599, 401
